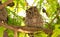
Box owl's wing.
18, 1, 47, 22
0, 8, 7, 21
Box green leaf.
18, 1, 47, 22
0, 26, 6, 37
34, 32, 47, 37
19, 0, 26, 10
45, 0, 58, 17
39, 0, 44, 4
18, 33, 28, 37
7, 29, 14, 37
2, 0, 7, 3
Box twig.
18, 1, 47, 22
3, 0, 13, 6
0, 22, 16, 31
48, 8, 59, 29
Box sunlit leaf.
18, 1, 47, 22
45, 0, 58, 17
0, 26, 6, 37
34, 32, 47, 37
7, 29, 14, 37
18, 33, 28, 37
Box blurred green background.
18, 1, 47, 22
0, 0, 60, 37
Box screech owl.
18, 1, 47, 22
25, 6, 44, 28
0, 8, 8, 22
0, 1, 8, 22
0, 0, 14, 22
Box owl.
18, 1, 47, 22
0, 8, 8, 22
0, 0, 14, 22
0, 2, 8, 22
25, 6, 44, 28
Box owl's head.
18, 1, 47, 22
26, 6, 39, 16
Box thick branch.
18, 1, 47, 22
0, 22, 15, 31
0, 21, 53, 34
0, 0, 13, 9
14, 31, 17, 37
3, 0, 13, 6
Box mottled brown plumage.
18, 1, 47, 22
0, 8, 7, 22
25, 7, 44, 37
0, 2, 7, 22
25, 6, 44, 28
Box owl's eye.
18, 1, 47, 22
29, 12, 32, 14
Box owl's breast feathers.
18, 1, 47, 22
0, 8, 7, 21
25, 15, 43, 27
25, 7, 44, 28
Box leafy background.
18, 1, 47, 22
0, 0, 60, 37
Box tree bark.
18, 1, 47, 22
3, 29, 8, 37
14, 31, 17, 37
0, 0, 13, 9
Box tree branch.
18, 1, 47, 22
48, 8, 59, 29
14, 31, 17, 37
0, 21, 53, 34
0, 0, 13, 9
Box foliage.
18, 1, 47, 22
0, 26, 6, 37
0, 0, 60, 37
